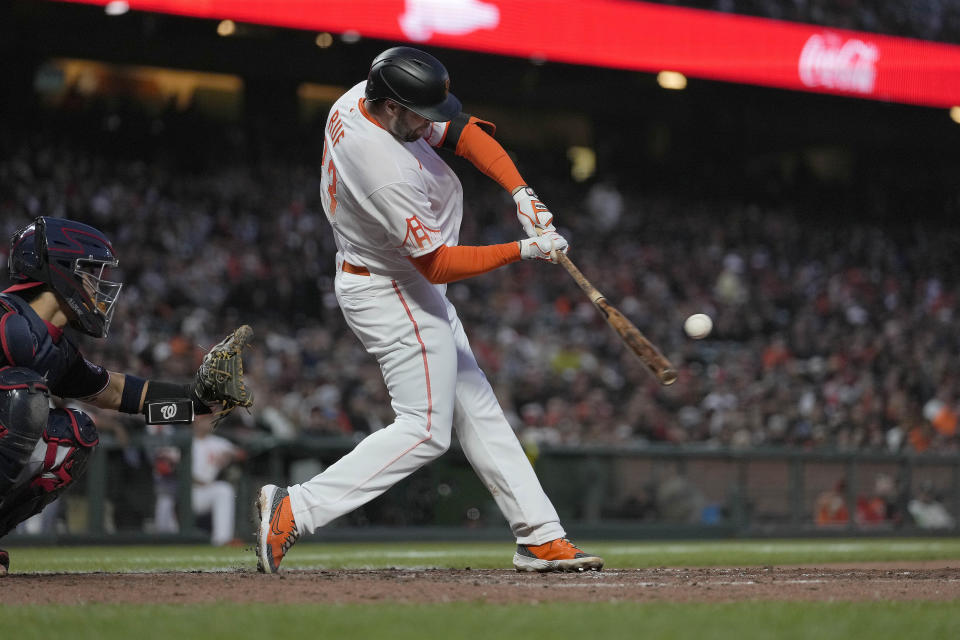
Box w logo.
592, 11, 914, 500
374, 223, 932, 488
160, 404, 178, 420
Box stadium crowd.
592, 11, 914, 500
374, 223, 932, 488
1, 101, 958, 461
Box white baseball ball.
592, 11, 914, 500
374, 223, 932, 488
684, 313, 713, 339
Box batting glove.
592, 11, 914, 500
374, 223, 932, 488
519, 231, 569, 263
513, 186, 556, 238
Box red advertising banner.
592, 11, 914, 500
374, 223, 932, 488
59, 0, 960, 107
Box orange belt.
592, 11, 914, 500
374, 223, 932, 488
342, 260, 370, 276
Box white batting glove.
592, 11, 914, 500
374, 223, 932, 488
513, 186, 556, 238
519, 231, 569, 263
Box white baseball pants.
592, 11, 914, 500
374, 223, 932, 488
193, 481, 236, 546
287, 269, 565, 545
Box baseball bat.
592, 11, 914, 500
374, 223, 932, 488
555, 251, 678, 385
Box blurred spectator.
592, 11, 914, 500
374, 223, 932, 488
191, 417, 246, 546
655, 473, 707, 523
907, 483, 956, 529
150, 431, 181, 536
814, 479, 849, 525
855, 472, 900, 526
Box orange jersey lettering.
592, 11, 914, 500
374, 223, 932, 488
327, 109, 346, 147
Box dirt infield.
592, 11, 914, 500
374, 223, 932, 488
3, 563, 959, 604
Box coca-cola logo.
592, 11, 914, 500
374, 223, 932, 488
798, 33, 879, 94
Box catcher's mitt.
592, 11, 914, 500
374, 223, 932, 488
194, 325, 254, 423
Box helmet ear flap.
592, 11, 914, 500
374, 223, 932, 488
8, 220, 46, 281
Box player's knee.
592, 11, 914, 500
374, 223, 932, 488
49, 408, 100, 448
431, 429, 453, 455
30, 408, 99, 494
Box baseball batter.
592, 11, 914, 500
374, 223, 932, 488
256, 47, 604, 574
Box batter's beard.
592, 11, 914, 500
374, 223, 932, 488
391, 120, 428, 142
401, 126, 428, 142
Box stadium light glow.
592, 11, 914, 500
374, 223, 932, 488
657, 71, 687, 90
217, 20, 236, 37
103, 1, 129, 15
951, 106, 960, 124
567, 146, 596, 182
315, 32, 334, 48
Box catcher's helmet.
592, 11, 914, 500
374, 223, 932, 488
365, 46, 461, 122
8, 217, 122, 338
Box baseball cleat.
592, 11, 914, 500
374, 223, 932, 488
255, 484, 300, 574
513, 538, 604, 573
0, 549, 8, 576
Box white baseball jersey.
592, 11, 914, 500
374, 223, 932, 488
192, 433, 239, 485
320, 82, 463, 278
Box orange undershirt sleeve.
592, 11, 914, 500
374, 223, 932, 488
408, 243, 521, 284
455, 119, 526, 193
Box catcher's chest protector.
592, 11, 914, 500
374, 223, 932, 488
0, 293, 78, 386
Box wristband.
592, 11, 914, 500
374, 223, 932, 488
119, 375, 147, 414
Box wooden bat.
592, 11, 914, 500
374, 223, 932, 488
554, 251, 678, 385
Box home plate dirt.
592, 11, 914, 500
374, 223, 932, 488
3, 563, 959, 604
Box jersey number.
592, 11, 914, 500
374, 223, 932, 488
322, 143, 338, 216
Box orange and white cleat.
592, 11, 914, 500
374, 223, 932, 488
255, 484, 300, 574
513, 538, 604, 573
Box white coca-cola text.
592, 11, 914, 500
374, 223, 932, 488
798, 34, 879, 94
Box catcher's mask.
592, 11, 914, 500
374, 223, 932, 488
8, 217, 122, 338
365, 46, 461, 122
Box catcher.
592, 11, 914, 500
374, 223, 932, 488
0, 216, 253, 575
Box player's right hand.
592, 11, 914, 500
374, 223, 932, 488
513, 186, 556, 238
519, 231, 569, 263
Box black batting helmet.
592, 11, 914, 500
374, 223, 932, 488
8, 217, 122, 338
365, 47, 461, 122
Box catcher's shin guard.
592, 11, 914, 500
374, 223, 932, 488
0, 408, 98, 538
0, 367, 51, 495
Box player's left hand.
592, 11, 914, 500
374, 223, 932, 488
513, 186, 556, 238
